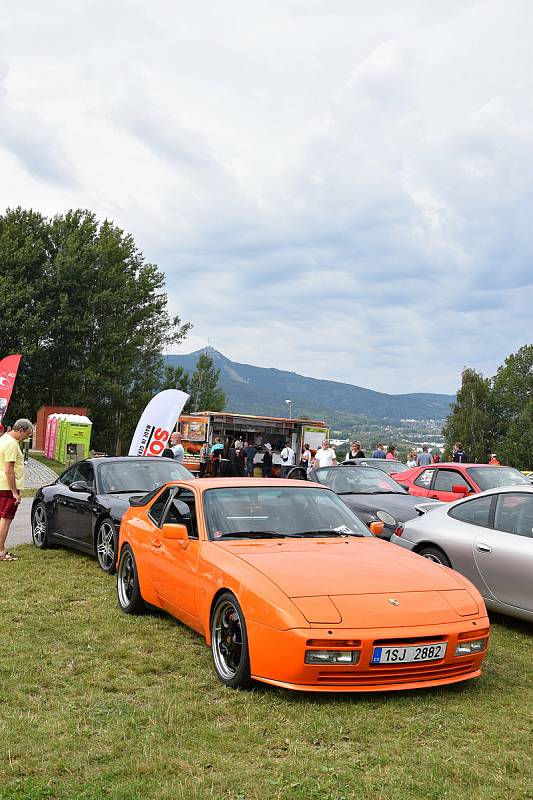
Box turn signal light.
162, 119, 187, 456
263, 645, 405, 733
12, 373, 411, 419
458, 628, 489, 640
306, 639, 361, 648
394, 524, 404, 537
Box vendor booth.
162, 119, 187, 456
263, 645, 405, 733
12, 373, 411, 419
178, 411, 328, 475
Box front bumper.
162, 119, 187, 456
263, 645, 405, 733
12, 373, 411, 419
247, 617, 489, 692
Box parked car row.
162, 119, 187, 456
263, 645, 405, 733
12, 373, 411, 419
30, 456, 532, 693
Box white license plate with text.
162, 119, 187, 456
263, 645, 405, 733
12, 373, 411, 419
371, 643, 446, 664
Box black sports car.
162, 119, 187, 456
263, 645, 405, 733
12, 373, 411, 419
287, 463, 439, 539
31, 456, 192, 572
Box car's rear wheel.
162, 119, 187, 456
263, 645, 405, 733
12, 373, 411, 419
31, 502, 48, 549
211, 592, 251, 689
117, 544, 145, 614
96, 518, 117, 574
417, 545, 452, 568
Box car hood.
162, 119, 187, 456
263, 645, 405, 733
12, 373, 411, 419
340, 493, 439, 522
97, 492, 147, 519
222, 538, 479, 625
223, 537, 466, 597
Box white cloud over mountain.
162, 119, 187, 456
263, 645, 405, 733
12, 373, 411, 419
1, 0, 531, 392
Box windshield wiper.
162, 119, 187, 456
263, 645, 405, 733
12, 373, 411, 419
286, 530, 366, 538
217, 531, 288, 539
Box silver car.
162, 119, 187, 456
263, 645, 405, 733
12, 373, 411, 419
391, 485, 533, 622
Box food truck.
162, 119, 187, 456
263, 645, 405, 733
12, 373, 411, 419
178, 412, 328, 475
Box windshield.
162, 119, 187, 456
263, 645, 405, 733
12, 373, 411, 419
98, 459, 192, 493
315, 466, 407, 495
467, 466, 530, 491
203, 486, 371, 540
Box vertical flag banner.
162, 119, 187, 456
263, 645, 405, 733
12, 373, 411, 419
128, 389, 189, 456
0, 354, 22, 423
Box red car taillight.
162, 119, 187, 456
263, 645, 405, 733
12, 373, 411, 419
394, 524, 404, 537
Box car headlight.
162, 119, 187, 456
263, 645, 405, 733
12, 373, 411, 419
305, 650, 360, 665
455, 639, 488, 656
375, 510, 397, 527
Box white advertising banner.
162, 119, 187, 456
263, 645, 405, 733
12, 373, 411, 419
128, 389, 189, 456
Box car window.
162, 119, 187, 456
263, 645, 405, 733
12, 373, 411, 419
414, 469, 433, 489
98, 459, 192, 494
433, 469, 471, 493
58, 466, 79, 487
448, 495, 493, 527
163, 488, 198, 539
467, 467, 530, 491
316, 466, 405, 495
76, 462, 95, 489
494, 493, 533, 538
149, 488, 172, 526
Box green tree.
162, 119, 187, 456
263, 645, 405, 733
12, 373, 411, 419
160, 365, 190, 394
0, 207, 191, 453
185, 353, 225, 413
442, 368, 497, 463
492, 345, 533, 468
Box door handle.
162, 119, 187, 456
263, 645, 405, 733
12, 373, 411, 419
429, 494, 439, 499
476, 543, 492, 553
150, 539, 162, 549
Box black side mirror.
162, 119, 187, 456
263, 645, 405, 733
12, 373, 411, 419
70, 480, 90, 493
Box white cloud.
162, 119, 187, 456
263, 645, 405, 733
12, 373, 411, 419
0, 0, 532, 393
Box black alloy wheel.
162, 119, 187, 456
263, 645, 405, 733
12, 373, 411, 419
417, 545, 452, 568
117, 544, 145, 614
96, 518, 117, 574
211, 592, 251, 689
31, 502, 48, 549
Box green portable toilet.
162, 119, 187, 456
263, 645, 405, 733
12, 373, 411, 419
57, 415, 92, 464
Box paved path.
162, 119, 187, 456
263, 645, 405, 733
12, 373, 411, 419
24, 456, 59, 489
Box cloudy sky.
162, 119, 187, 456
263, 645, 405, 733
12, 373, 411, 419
1, 1, 532, 393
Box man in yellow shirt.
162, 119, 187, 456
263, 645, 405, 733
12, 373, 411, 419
0, 418, 33, 562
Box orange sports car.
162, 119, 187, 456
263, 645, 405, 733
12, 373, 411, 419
117, 478, 489, 692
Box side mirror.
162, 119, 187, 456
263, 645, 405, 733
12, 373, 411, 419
162, 523, 189, 545
369, 521, 385, 536
452, 485, 469, 494
70, 480, 90, 493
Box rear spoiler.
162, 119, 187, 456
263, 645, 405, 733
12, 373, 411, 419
414, 501, 442, 515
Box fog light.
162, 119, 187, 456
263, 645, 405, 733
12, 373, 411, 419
305, 650, 360, 665
455, 638, 488, 656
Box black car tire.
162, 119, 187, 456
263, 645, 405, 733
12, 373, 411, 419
287, 466, 307, 481
117, 544, 145, 614
417, 545, 452, 568
96, 518, 117, 574
210, 592, 251, 689
31, 502, 49, 549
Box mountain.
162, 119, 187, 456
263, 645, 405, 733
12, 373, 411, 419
165, 347, 455, 427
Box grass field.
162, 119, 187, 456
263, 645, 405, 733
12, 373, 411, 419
1, 545, 532, 800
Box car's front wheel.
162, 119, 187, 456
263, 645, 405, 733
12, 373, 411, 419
117, 544, 145, 614
417, 545, 452, 568
96, 518, 117, 574
211, 592, 251, 689
31, 502, 48, 549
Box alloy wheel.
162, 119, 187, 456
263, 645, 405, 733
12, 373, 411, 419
212, 599, 244, 681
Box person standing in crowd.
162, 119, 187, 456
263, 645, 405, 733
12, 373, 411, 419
300, 443, 312, 474
313, 439, 337, 469
452, 442, 468, 463
198, 441, 210, 477
210, 436, 224, 477
406, 449, 417, 468
280, 440, 295, 477
372, 443, 386, 459
432, 451, 440, 463
170, 432, 185, 464
0, 419, 33, 562
235, 443, 246, 477
386, 445, 396, 461
417, 445, 432, 467
488, 453, 501, 466
244, 441, 257, 477
262, 443, 273, 477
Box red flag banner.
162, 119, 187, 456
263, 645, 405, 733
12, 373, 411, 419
0, 354, 22, 424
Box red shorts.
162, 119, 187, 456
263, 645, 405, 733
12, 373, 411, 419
0, 490, 19, 520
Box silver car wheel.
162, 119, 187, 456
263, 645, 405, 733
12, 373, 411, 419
32, 504, 47, 547
117, 549, 135, 607
96, 520, 116, 572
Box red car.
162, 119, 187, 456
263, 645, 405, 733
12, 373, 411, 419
392, 462, 530, 502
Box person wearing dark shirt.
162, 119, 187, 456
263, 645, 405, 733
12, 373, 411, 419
244, 442, 257, 477
262, 443, 273, 477
452, 443, 468, 463
372, 443, 386, 459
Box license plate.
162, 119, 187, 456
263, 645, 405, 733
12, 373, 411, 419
371, 642, 446, 665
